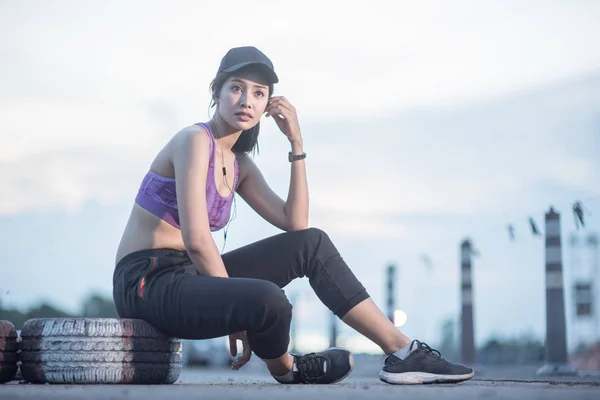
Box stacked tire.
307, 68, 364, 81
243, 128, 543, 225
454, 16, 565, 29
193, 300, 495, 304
0, 320, 18, 383
19, 318, 183, 384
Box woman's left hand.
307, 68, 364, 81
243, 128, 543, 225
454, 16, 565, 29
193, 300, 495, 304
265, 96, 302, 145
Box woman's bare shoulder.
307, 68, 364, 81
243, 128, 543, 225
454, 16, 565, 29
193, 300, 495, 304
151, 124, 212, 176
168, 123, 214, 169
171, 123, 210, 145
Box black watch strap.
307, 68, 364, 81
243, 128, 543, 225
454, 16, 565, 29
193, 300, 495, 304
288, 151, 306, 162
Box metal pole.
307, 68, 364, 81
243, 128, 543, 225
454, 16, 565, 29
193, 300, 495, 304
460, 239, 476, 364
569, 233, 582, 349
386, 264, 396, 322
290, 292, 297, 353
329, 311, 337, 348
537, 207, 578, 376
585, 233, 599, 342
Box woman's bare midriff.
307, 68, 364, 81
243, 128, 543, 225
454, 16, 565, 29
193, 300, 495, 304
114, 204, 187, 265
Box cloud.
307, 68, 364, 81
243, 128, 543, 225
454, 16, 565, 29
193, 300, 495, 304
0, 146, 151, 215
1, 73, 598, 222
2, 0, 600, 127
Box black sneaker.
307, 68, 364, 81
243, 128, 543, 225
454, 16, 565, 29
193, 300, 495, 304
379, 340, 474, 384
274, 347, 354, 384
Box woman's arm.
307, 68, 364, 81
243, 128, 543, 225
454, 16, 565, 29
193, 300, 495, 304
236, 96, 309, 231
174, 126, 229, 277
284, 140, 309, 228
237, 152, 308, 232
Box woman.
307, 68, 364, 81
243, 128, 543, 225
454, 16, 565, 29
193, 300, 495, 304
112, 46, 475, 385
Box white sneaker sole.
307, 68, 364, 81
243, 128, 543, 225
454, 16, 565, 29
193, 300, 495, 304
379, 369, 475, 384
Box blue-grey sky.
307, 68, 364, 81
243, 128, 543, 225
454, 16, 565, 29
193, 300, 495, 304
1, 0, 599, 353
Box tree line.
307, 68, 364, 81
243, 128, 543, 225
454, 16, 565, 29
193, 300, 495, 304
0, 292, 118, 330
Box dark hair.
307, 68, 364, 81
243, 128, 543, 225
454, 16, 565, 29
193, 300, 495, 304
209, 69, 275, 156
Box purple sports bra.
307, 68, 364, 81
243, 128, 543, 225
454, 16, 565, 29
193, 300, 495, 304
134, 123, 239, 231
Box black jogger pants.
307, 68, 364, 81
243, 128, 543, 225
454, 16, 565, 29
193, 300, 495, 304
112, 227, 370, 359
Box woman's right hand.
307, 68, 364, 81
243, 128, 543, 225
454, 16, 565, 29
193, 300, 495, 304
229, 331, 252, 370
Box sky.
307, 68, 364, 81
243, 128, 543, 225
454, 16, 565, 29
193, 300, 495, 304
1, 0, 600, 354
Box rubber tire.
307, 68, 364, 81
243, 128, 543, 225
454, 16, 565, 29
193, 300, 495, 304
20, 318, 183, 384
0, 320, 18, 383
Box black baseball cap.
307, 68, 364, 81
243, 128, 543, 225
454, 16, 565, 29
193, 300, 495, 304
218, 46, 279, 84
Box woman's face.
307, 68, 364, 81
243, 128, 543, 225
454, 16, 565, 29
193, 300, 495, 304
216, 67, 271, 131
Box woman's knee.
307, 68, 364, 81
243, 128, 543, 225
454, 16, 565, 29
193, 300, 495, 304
297, 227, 341, 269
302, 226, 327, 238
243, 281, 292, 358
297, 227, 333, 249
249, 280, 292, 323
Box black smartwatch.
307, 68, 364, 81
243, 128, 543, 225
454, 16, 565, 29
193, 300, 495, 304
288, 152, 307, 162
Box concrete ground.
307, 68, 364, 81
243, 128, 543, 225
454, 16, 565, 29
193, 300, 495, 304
2, 357, 599, 400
